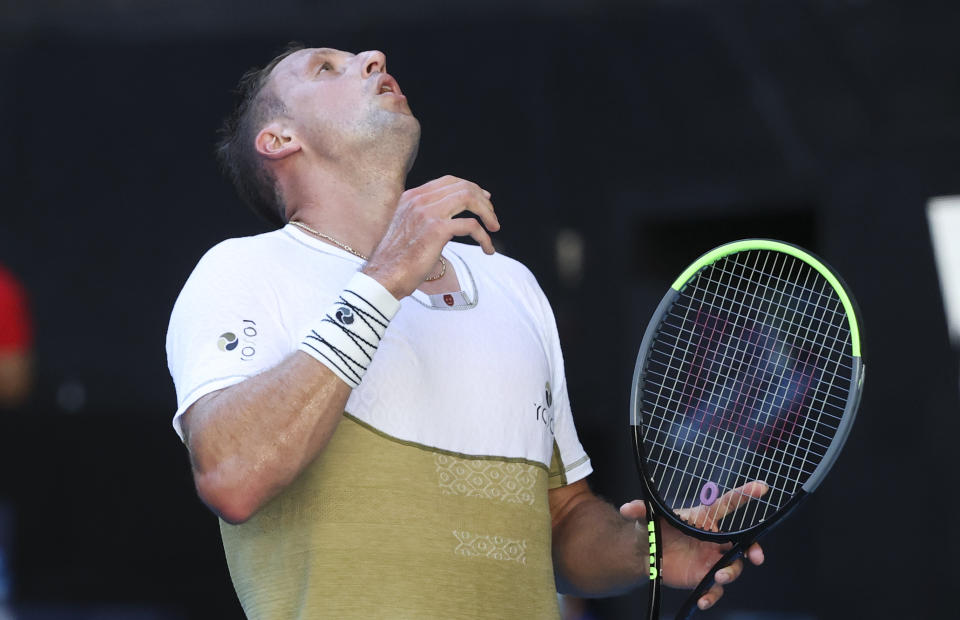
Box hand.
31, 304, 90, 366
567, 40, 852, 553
619, 481, 768, 611
364, 175, 500, 298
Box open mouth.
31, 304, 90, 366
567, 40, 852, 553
376, 74, 403, 97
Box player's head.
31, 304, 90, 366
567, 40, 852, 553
216, 44, 420, 226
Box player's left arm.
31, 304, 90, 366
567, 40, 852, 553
549, 479, 765, 609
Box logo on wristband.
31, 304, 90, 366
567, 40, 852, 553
335, 307, 355, 325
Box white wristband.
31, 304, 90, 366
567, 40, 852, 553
298, 272, 402, 387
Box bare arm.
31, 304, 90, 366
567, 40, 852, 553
550, 479, 767, 610
550, 479, 646, 596
181, 351, 350, 524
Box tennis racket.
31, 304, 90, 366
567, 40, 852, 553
629, 239, 864, 619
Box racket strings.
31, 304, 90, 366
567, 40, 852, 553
644, 278, 849, 464
701, 251, 816, 529
640, 250, 853, 533
737, 255, 847, 528
676, 251, 809, 527
683, 252, 841, 527
641, 407, 831, 474
652, 250, 796, 510
642, 454, 795, 506
643, 343, 851, 422
709, 262, 848, 321
644, 300, 850, 436
661, 261, 853, 366
658, 305, 853, 373
691, 251, 836, 529
648, 257, 851, 433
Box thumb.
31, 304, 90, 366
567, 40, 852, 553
619, 499, 648, 521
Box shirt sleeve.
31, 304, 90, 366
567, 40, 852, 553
529, 277, 592, 489
0, 266, 32, 353
165, 240, 291, 441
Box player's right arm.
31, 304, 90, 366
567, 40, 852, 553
181, 352, 351, 524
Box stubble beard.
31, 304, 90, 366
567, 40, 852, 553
356, 106, 421, 177
308, 99, 421, 186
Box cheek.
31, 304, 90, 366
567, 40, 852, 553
315, 96, 369, 129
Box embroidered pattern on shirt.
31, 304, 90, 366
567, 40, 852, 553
435, 454, 537, 506
452, 530, 527, 565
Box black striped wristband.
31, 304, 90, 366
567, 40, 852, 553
298, 272, 402, 388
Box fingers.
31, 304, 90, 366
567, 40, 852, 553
714, 559, 743, 585
697, 583, 725, 611
416, 175, 493, 205
433, 193, 500, 239
710, 480, 769, 522
675, 480, 769, 532
427, 186, 500, 233
701, 554, 756, 610
406, 174, 467, 195
408, 177, 499, 232
367, 175, 498, 297
448, 217, 495, 255
411, 175, 492, 202
674, 505, 715, 531
618, 499, 647, 521
746, 542, 765, 566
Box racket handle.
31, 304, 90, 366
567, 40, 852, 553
645, 501, 663, 620
674, 543, 744, 620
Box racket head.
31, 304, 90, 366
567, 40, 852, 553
630, 239, 864, 542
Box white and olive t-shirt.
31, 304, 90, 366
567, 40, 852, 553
166, 224, 592, 619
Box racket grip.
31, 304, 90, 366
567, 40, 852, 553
645, 502, 663, 620
674, 544, 744, 620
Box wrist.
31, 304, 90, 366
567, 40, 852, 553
360, 262, 414, 300
298, 272, 401, 387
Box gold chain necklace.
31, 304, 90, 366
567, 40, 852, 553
289, 220, 446, 282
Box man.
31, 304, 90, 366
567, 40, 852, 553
166, 45, 766, 618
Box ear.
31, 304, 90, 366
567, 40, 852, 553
255, 122, 302, 160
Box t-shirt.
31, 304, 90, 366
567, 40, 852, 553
166, 224, 592, 619
0, 265, 31, 354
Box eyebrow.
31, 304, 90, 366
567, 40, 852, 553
307, 48, 354, 68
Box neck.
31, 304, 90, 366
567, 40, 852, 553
281, 157, 407, 257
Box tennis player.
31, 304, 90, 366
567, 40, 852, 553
165, 45, 766, 619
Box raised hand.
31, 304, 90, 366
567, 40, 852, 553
363, 175, 500, 298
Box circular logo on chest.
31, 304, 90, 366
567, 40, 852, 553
217, 332, 238, 352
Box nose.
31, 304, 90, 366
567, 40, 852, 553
359, 50, 387, 77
